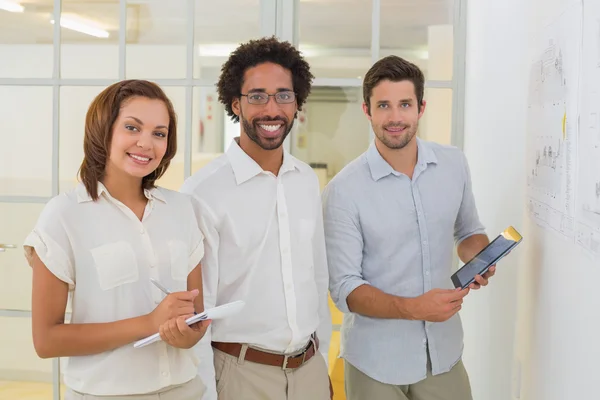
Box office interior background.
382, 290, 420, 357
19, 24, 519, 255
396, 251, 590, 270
0, 0, 597, 399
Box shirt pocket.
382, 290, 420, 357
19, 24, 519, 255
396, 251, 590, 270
90, 241, 139, 291
169, 240, 189, 281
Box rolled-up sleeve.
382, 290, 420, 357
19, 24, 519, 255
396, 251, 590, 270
23, 198, 75, 290
322, 184, 369, 314
454, 152, 486, 244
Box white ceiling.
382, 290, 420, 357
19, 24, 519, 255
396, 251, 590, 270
0, 0, 453, 52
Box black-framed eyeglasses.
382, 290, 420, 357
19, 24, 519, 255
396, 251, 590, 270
240, 91, 296, 105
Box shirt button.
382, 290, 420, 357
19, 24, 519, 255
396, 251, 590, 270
140, 227, 145, 234
162, 371, 168, 377
286, 283, 293, 290
425, 271, 429, 276
423, 241, 427, 245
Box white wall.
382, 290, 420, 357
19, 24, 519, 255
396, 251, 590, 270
516, 0, 600, 399
461, 1, 529, 400
464, 1, 600, 400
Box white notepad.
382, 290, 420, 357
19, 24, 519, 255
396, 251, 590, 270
133, 300, 245, 349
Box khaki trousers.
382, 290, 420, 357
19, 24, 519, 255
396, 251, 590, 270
345, 358, 472, 400
65, 376, 205, 400
213, 346, 330, 400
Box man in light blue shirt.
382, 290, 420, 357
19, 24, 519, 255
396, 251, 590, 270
322, 55, 496, 400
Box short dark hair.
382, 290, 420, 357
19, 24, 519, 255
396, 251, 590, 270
216, 36, 314, 122
363, 55, 425, 114
78, 80, 178, 201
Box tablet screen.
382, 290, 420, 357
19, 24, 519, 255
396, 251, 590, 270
453, 235, 514, 287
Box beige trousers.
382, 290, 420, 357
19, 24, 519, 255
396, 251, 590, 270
345, 358, 472, 400
213, 346, 330, 400
64, 376, 205, 400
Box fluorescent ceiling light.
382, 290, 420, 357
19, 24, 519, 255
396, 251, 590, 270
50, 15, 110, 39
0, 0, 24, 13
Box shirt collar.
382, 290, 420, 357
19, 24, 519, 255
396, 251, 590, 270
76, 181, 167, 203
366, 137, 438, 181
226, 137, 299, 185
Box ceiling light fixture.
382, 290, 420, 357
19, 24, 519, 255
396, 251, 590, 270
0, 0, 24, 13
50, 15, 110, 39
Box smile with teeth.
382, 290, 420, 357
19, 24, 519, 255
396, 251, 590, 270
128, 153, 152, 164
385, 126, 407, 133
259, 124, 282, 132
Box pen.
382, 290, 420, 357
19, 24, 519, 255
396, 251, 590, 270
150, 278, 197, 315
150, 278, 171, 295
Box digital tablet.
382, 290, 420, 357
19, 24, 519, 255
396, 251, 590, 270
134, 300, 245, 349
451, 226, 522, 289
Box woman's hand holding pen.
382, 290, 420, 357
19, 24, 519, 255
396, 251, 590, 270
147, 289, 199, 330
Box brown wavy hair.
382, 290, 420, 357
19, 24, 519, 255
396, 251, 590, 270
363, 55, 425, 114
78, 80, 177, 201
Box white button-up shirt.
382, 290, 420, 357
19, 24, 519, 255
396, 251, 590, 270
23, 182, 205, 396
181, 139, 331, 400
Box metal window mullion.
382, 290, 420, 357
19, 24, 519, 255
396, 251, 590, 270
450, 0, 467, 273
119, 0, 127, 79
0, 196, 52, 203
0, 309, 32, 318
260, 0, 277, 37
371, 0, 381, 64
0, 309, 72, 319
52, 0, 61, 199
0, 78, 54, 85
368, 0, 381, 142
274, 0, 297, 44
292, 0, 299, 47
451, 0, 468, 150
52, 0, 62, 398
0, 78, 219, 87
184, 0, 195, 180
274, 0, 297, 153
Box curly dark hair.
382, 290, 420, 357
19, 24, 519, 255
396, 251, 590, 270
217, 36, 314, 122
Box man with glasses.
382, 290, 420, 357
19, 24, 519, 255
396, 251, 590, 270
181, 37, 332, 400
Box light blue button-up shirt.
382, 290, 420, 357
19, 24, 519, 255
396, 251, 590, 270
322, 138, 485, 385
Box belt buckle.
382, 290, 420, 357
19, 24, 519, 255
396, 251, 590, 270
282, 350, 307, 369
282, 354, 290, 369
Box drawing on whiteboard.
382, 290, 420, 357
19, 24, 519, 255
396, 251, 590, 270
584, 181, 600, 214
529, 139, 563, 200
577, 0, 600, 256
526, 5, 580, 239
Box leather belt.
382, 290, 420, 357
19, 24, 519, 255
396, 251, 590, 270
211, 334, 319, 369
